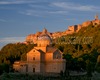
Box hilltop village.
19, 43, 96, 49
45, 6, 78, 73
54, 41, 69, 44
26, 15, 100, 44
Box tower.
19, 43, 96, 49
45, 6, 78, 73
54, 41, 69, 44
95, 14, 99, 20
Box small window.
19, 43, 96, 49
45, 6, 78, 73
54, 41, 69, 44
95, 23, 97, 25
33, 57, 35, 60
33, 50, 35, 52
53, 52, 61, 59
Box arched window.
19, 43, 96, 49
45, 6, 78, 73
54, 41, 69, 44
53, 51, 61, 59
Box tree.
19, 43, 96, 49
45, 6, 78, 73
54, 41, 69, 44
0, 43, 34, 74
63, 54, 72, 76
86, 60, 92, 77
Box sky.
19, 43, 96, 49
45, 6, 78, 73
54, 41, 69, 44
0, 0, 100, 49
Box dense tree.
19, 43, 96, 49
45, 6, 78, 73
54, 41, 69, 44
0, 43, 34, 73
55, 24, 100, 73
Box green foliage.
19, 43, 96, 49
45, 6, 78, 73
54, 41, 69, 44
54, 24, 100, 72
0, 23, 100, 75
0, 65, 3, 75
1, 63, 9, 73
95, 63, 100, 73
0, 73, 93, 80
0, 43, 34, 73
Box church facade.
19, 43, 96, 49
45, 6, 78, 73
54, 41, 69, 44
13, 28, 66, 73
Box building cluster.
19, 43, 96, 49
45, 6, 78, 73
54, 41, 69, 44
26, 15, 100, 44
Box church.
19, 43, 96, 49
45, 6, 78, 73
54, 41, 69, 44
13, 28, 66, 73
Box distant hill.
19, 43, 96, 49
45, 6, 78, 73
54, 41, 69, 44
25, 15, 100, 44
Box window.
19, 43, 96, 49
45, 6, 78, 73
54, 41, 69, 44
53, 52, 61, 59
33, 57, 35, 60
56, 55, 59, 59
33, 68, 35, 72
33, 50, 35, 52
95, 23, 97, 25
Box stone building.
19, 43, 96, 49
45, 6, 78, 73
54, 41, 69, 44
68, 25, 78, 32
65, 25, 80, 34
92, 15, 100, 26
76, 24, 82, 32
13, 28, 66, 73
82, 21, 92, 27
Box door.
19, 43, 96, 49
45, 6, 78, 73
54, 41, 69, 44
33, 68, 35, 73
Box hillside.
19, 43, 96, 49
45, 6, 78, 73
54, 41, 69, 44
51, 23, 100, 75
55, 23, 100, 56
0, 16, 100, 77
